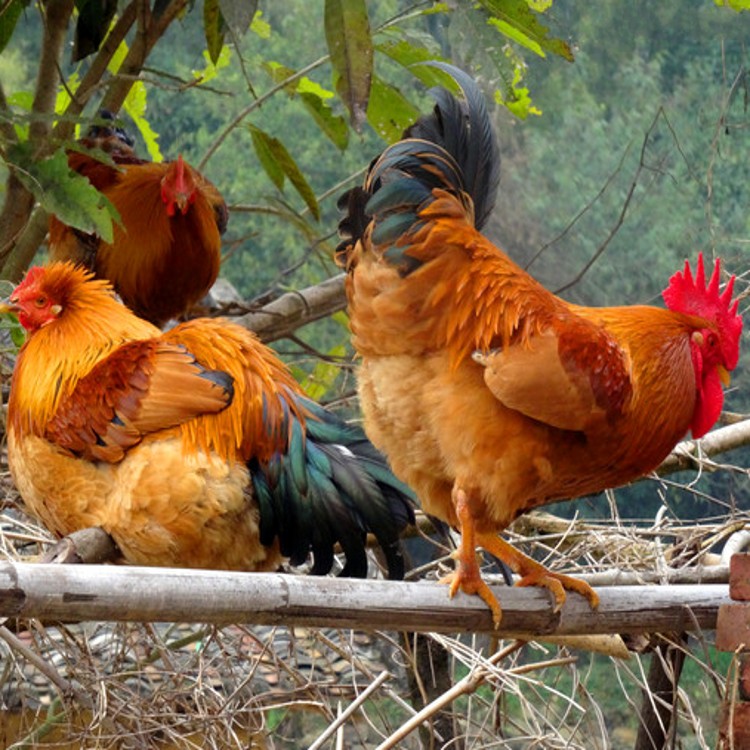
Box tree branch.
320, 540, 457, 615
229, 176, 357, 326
236, 273, 347, 342
0, 0, 75, 272
100, 0, 189, 114
658, 419, 750, 475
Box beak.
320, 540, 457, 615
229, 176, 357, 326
0, 301, 18, 316
718, 364, 731, 387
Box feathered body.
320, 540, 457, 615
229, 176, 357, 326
337, 65, 743, 623
48, 115, 227, 326
6, 263, 414, 578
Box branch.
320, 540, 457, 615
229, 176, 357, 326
0, 562, 729, 636
235, 273, 347, 342
100, 0, 189, 114
658, 419, 750, 475
29, 0, 75, 144
1, 205, 51, 282
52, 1, 139, 139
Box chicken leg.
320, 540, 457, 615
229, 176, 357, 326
440, 487, 600, 627
439, 486, 504, 625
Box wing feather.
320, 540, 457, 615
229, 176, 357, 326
476, 319, 633, 432
46, 339, 233, 462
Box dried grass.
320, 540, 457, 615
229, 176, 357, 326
1, 455, 748, 749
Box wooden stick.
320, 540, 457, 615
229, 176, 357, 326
0, 562, 729, 636
236, 273, 346, 342
375, 641, 526, 750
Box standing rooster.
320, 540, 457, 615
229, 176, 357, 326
48, 113, 228, 327
3, 263, 414, 579
337, 64, 743, 625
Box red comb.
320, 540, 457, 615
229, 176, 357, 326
21, 266, 46, 286
663, 252, 742, 368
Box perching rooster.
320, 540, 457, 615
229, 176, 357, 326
48, 112, 228, 327
336, 64, 743, 624
3, 262, 415, 579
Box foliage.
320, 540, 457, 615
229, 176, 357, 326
5, 143, 119, 241
0, 0, 564, 293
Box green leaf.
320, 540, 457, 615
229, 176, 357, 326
203, 0, 226, 65
6, 91, 33, 141
1, 312, 26, 348
55, 72, 80, 118
250, 9, 271, 38
0, 0, 28, 55
489, 16, 543, 56
218, 0, 258, 37
714, 0, 750, 8
263, 60, 295, 88
249, 125, 285, 190
480, 0, 574, 62
377, 38, 449, 88
297, 345, 346, 400
123, 81, 162, 161
8, 144, 118, 242
106, 36, 162, 161
493, 45, 541, 119
324, 0, 373, 131
247, 125, 320, 220
297, 77, 334, 100
299, 92, 349, 151
263, 63, 349, 150
193, 46, 232, 85
366, 75, 420, 143
330, 310, 350, 329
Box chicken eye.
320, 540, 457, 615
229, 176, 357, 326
34, 294, 47, 308
706, 332, 718, 348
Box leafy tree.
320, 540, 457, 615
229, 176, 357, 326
0, 0, 570, 293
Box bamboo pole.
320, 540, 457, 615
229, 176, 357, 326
0, 562, 729, 636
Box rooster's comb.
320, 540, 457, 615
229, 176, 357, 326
18, 265, 46, 289
662, 252, 743, 369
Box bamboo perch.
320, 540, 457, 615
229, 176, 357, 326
0, 562, 729, 636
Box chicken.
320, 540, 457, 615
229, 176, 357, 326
48, 112, 228, 327
3, 262, 415, 579
336, 64, 743, 624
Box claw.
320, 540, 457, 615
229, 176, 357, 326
478, 530, 600, 612
516, 567, 600, 612
442, 485, 599, 627
439, 556, 503, 627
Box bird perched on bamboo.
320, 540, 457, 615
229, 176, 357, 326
336, 64, 743, 625
48, 112, 228, 327
2, 262, 415, 579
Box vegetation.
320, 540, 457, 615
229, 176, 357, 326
2, 1, 750, 748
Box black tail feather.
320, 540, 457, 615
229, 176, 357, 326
336, 63, 501, 265
251, 395, 416, 580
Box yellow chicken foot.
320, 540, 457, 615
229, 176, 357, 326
476, 531, 600, 613
438, 487, 504, 627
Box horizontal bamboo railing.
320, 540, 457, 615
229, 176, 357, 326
0, 561, 730, 636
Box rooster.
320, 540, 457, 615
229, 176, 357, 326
336, 64, 743, 624
2, 262, 415, 579
48, 113, 228, 327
